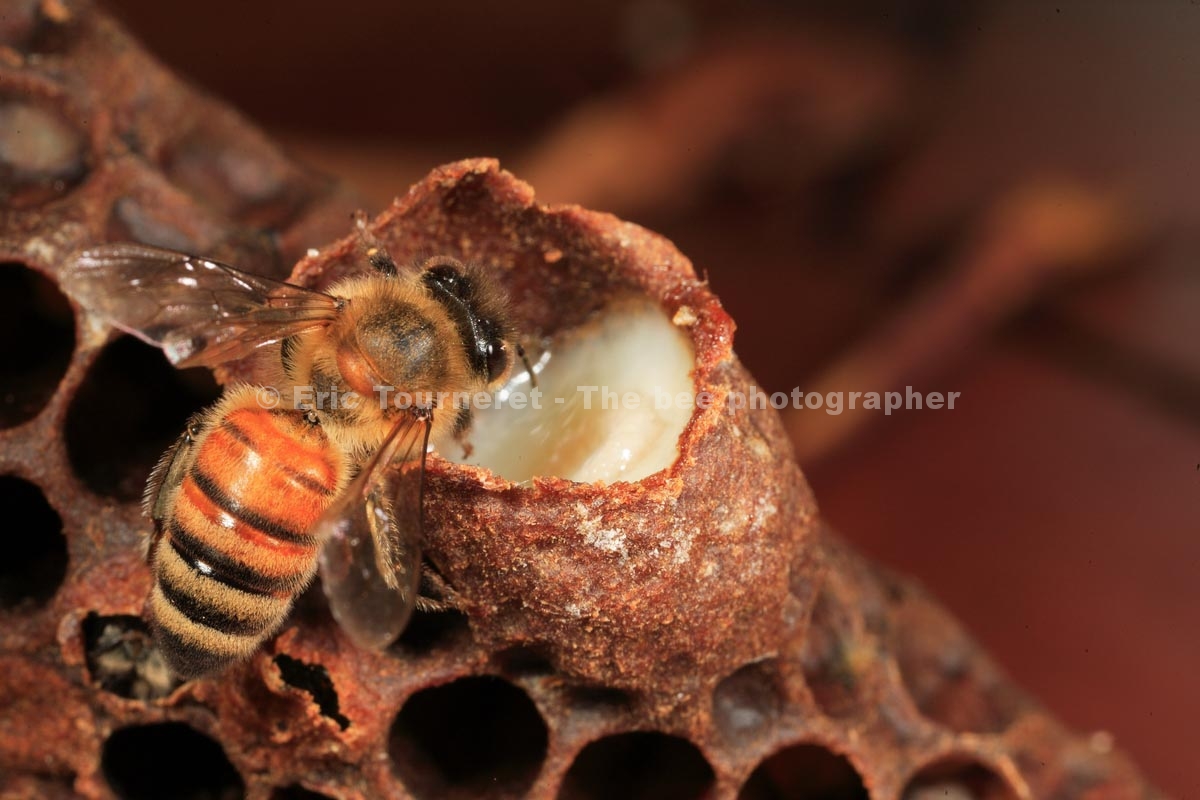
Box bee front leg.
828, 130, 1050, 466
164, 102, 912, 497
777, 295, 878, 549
413, 563, 462, 613
451, 405, 475, 460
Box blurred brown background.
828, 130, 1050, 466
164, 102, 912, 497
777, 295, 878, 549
104, 0, 1199, 795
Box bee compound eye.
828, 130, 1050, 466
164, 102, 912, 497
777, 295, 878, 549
485, 340, 508, 383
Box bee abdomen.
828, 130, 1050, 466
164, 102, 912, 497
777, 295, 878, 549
176, 408, 341, 587
148, 527, 292, 677
150, 406, 343, 678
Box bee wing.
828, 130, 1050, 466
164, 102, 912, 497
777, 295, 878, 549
61, 243, 342, 368
315, 411, 431, 651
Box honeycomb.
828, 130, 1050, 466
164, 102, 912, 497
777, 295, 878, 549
0, 3, 1164, 799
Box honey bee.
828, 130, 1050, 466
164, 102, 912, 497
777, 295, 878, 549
62, 238, 518, 678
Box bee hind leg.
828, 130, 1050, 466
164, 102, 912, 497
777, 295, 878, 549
141, 412, 206, 562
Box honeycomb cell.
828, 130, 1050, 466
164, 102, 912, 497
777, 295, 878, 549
901, 757, 1019, 800
739, 743, 868, 800
82, 612, 174, 700
800, 590, 865, 719
494, 643, 556, 676
0, 476, 67, 610
163, 120, 304, 229
893, 603, 1023, 734
64, 336, 219, 502
395, 606, 471, 654
390, 675, 548, 799
0, 98, 88, 207
101, 722, 244, 800
558, 732, 715, 800
274, 654, 350, 730
107, 197, 204, 252
713, 659, 784, 742
0, 263, 75, 429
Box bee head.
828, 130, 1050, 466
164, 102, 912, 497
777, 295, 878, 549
420, 258, 512, 385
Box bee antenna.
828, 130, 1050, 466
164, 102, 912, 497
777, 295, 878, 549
367, 248, 397, 277
353, 209, 398, 277
516, 343, 537, 389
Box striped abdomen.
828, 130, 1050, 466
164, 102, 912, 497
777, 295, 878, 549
148, 405, 343, 678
